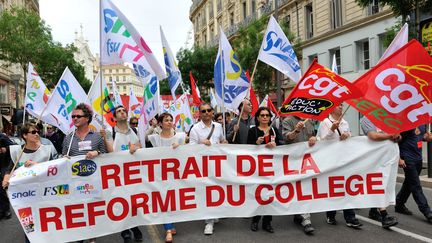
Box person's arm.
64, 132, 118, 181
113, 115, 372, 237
367, 131, 393, 141
226, 119, 235, 143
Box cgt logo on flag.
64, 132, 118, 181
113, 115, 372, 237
18, 207, 35, 233
349, 39, 432, 134
279, 61, 360, 120
378, 64, 431, 121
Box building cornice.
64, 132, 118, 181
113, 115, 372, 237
301, 10, 394, 49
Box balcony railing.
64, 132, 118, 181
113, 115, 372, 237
190, 0, 205, 15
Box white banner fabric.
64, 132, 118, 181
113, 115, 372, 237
9, 137, 398, 243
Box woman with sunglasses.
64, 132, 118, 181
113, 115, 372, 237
2, 123, 57, 243
148, 112, 186, 243
247, 107, 283, 233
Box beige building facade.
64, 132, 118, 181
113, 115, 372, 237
101, 64, 144, 98
190, 0, 399, 135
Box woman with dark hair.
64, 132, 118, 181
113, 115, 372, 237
2, 123, 57, 243
247, 107, 283, 233
147, 112, 186, 242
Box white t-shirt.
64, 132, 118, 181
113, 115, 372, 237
317, 115, 351, 141
189, 121, 224, 145
148, 132, 186, 148
112, 127, 140, 152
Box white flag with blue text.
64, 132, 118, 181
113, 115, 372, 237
24, 63, 57, 126
258, 15, 301, 82
101, 0, 164, 86
44, 67, 88, 134
160, 26, 183, 100
214, 29, 249, 111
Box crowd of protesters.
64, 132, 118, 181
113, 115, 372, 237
0, 100, 431, 243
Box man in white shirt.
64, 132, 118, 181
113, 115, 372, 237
188, 103, 227, 235
105, 105, 142, 243
317, 104, 362, 229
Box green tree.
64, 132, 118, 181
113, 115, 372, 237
0, 7, 90, 91
355, 0, 432, 40
176, 45, 218, 100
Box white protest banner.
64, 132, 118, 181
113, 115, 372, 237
9, 137, 398, 243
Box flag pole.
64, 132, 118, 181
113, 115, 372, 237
99, 0, 104, 126
232, 58, 259, 142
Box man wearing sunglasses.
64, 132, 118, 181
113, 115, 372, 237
189, 103, 227, 235
62, 103, 106, 159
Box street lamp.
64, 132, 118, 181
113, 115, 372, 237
10, 74, 21, 109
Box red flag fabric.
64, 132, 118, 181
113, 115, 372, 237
246, 70, 259, 116
347, 39, 432, 134
189, 71, 202, 106
279, 59, 361, 120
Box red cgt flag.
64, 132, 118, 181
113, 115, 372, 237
348, 39, 432, 134
278, 59, 361, 120
189, 71, 202, 107
246, 70, 259, 116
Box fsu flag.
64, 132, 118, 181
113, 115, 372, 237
348, 39, 432, 134
279, 59, 361, 120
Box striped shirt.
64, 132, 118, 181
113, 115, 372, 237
62, 130, 106, 156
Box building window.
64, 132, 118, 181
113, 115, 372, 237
285, 15, 291, 28
330, 0, 342, 29
305, 4, 313, 39
308, 54, 318, 66
251, 0, 256, 14
368, 0, 380, 15
217, 0, 222, 13
357, 39, 370, 70
242, 1, 247, 20
109, 76, 113, 82
230, 11, 234, 26
330, 48, 341, 74
210, 25, 214, 42
123, 76, 126, 82
109, 69, 112, 73
209, 3, 214, 20
0, 84, 7, 103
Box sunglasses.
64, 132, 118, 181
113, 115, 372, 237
28, 130, 39, 135
71, 115, 86, 119
201, 109, 213, 113
130, 122, 138, 125
47, 127, 53, 130
259, 114, 271, 117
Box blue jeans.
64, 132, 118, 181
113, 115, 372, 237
396, 159, 431, 216
326, 209, 355, 221
163, 223, 174, 230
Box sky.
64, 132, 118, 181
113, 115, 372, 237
39, 0, 193, 66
